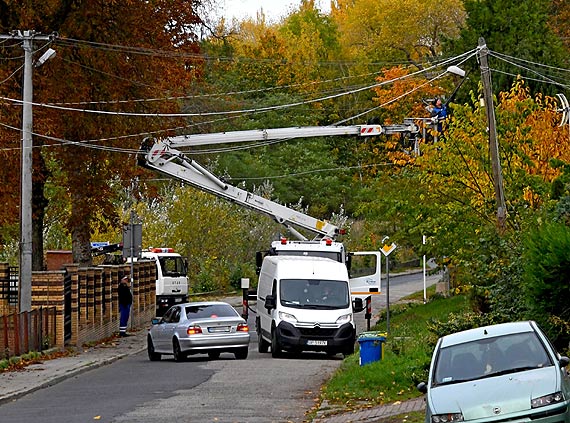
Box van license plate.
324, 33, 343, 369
307, 340, 327, 346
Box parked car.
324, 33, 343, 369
147, 301, 250, 361
417, 320, 570, 423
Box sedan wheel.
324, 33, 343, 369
208, 351, 221, 360
147, 336, 161, 361
234, 347, 248, 360
173, 338, 186, 362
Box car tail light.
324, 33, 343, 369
187, 325, 202, 335
237, 323, 249, 332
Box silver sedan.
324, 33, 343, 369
147, 301, 250, 361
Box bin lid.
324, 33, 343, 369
358, 331, 387, 341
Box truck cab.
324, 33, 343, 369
140, 248, 188, 316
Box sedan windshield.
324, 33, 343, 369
433, 331, 553, 385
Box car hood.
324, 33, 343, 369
428, 367, 559, 420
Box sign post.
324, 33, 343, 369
380, 238, 396, 334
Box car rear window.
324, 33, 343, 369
185, 304, 238, 319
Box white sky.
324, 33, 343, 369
219, 0, 331, 23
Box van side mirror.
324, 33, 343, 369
255, 251, 264, 275
352, 297, 364, 313
265, 294, 276, 310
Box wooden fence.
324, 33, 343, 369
0, 307, 57, 359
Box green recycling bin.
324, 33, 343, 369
358, 332, 386, 366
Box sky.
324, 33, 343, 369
219, 0, 331, 23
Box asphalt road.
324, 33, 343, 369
0, 271, 439, 423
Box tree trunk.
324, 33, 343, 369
70, 189, 92, 267
32, 148, 48, 271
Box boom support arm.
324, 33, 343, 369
138, 139, 339, 241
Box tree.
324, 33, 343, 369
331, 0, 466, 66
0, 0, 203, 266
445, 0, 568, 99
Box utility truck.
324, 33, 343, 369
137, 122, 421, 354
139, 248, 189, 316
92, 243, 188, 316
137, 120, 420, 301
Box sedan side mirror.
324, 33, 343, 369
151, 317, 161, 325
560, 356, 569, 368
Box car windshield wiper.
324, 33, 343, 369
481, 366, 541, 378
435, 377, 478, 386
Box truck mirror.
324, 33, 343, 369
265, 294, 276, 310
352, 297, 364, 313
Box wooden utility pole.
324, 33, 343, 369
0, 30, 56, 311
478, 37, 506, 231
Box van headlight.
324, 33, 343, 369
336, 314, 352, 325
531, 392, 565, 408
279, 311, 297, 323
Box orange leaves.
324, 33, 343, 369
372, 66, 450, 122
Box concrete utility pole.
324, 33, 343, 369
0, 30, 56, 312
478, 37, 507, 231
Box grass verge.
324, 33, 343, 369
314, 292, 470, 420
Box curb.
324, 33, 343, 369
312, 397, 425, 422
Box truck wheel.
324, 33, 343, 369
258, 330, 269, 353
234, 347, 249, 360
147, 336, 161, 361
173, 338, 186, 362
271, 329, 282, 358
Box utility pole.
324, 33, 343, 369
0, 30, 56, 312
478, 37, 506, 231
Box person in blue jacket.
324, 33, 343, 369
431, 98, 447, 132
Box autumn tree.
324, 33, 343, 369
0, 0, 203, 266
331, 0, 466, 66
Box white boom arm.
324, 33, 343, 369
159, 121, 419, 148
138, 121, 420, 241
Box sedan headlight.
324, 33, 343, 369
531, 392, 565, 408
279, 311, 297, 323
336, 313, 352, 325
431, 413, 464, 422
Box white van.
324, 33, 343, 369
256, 255, 356, 358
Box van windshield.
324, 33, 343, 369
279, 279, 349, 309
274, 250, 342, 262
